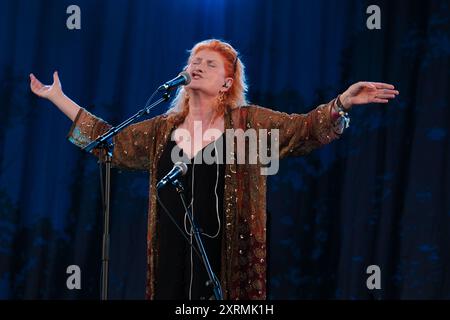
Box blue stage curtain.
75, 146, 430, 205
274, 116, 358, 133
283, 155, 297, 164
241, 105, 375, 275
0, 0, 448, 299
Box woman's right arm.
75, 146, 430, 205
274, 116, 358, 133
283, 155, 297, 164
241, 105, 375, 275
30, 71, 80, 121
29, 71, 157, 171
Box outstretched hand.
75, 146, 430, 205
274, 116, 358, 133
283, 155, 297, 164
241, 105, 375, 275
340, 82, 399, 110
29, 71, 63, 100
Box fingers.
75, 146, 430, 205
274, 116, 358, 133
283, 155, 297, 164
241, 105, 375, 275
372, 98, 389, 103
53, 71, 60, 84
386, 89, 399, 95
378, 88, 400, 96
30, 73, 44, 92
372, 82, 395, 90
376, 94, 396, 99
374, 87, 399, 102
362, 82, 377, 90
30, 73, 37, 86
30, 73, 42, 86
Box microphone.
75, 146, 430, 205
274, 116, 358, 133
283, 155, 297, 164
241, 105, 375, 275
157, 162, 188, 189
158, 71, 191, 92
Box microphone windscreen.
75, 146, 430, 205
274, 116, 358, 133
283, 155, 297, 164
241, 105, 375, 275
174, 161, 188, 176
179, 71, 191, 85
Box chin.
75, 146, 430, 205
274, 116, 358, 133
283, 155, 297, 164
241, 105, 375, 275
186, 86, 212, 94
185, 84, 217, 97
186, 84, 202, 91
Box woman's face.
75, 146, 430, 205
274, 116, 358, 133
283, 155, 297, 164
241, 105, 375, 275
185, 49, 233, 96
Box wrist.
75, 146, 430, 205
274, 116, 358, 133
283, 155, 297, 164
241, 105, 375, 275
331, 101, 341, 120
48, 91, 65, 104
331, 95, 351, 130
339, 93, 352, 111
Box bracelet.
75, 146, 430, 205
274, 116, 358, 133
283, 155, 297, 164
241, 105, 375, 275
334, 95, 350, 129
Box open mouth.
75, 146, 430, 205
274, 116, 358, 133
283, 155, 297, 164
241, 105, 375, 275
192, 72, 203, 79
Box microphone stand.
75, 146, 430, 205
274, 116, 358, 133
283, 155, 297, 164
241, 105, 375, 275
171, 179, 223, 300
83, 91, 171, 300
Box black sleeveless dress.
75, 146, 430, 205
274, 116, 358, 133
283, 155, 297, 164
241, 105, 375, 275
154, 132, 225, 300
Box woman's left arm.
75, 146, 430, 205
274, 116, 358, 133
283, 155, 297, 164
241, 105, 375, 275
250, 81, 399, 159
330, 81, 400, 133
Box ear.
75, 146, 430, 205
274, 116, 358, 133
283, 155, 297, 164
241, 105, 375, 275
221, 77, 234, 92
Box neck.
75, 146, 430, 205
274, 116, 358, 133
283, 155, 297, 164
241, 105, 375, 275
186, 89, 217, 122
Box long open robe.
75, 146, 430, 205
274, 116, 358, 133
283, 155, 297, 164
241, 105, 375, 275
67, 98, 343, 299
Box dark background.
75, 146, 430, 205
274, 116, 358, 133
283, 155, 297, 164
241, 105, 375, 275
0, 0, 448, 299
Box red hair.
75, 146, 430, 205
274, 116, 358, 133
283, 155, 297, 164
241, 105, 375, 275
167, 39, 248, 120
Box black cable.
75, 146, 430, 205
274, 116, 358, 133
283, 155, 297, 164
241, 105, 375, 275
178, 191, 223, 299
143, 88, 160, 113
155, 189, 203, 261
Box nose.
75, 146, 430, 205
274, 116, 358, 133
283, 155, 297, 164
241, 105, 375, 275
190, 61, 206, 73
191, 66, 204, 78
194, 66, 204, 73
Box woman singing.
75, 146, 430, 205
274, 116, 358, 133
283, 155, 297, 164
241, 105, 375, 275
30, 39, 399, 300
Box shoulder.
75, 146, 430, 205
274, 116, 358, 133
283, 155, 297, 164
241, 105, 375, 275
229, 104, 282, 120
148, 112, 176, 127
127, 113, 169, 135
227, 104, 280, 129
229, 104, 269, 117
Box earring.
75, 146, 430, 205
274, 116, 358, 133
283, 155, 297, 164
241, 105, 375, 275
217, 91, 225, 105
